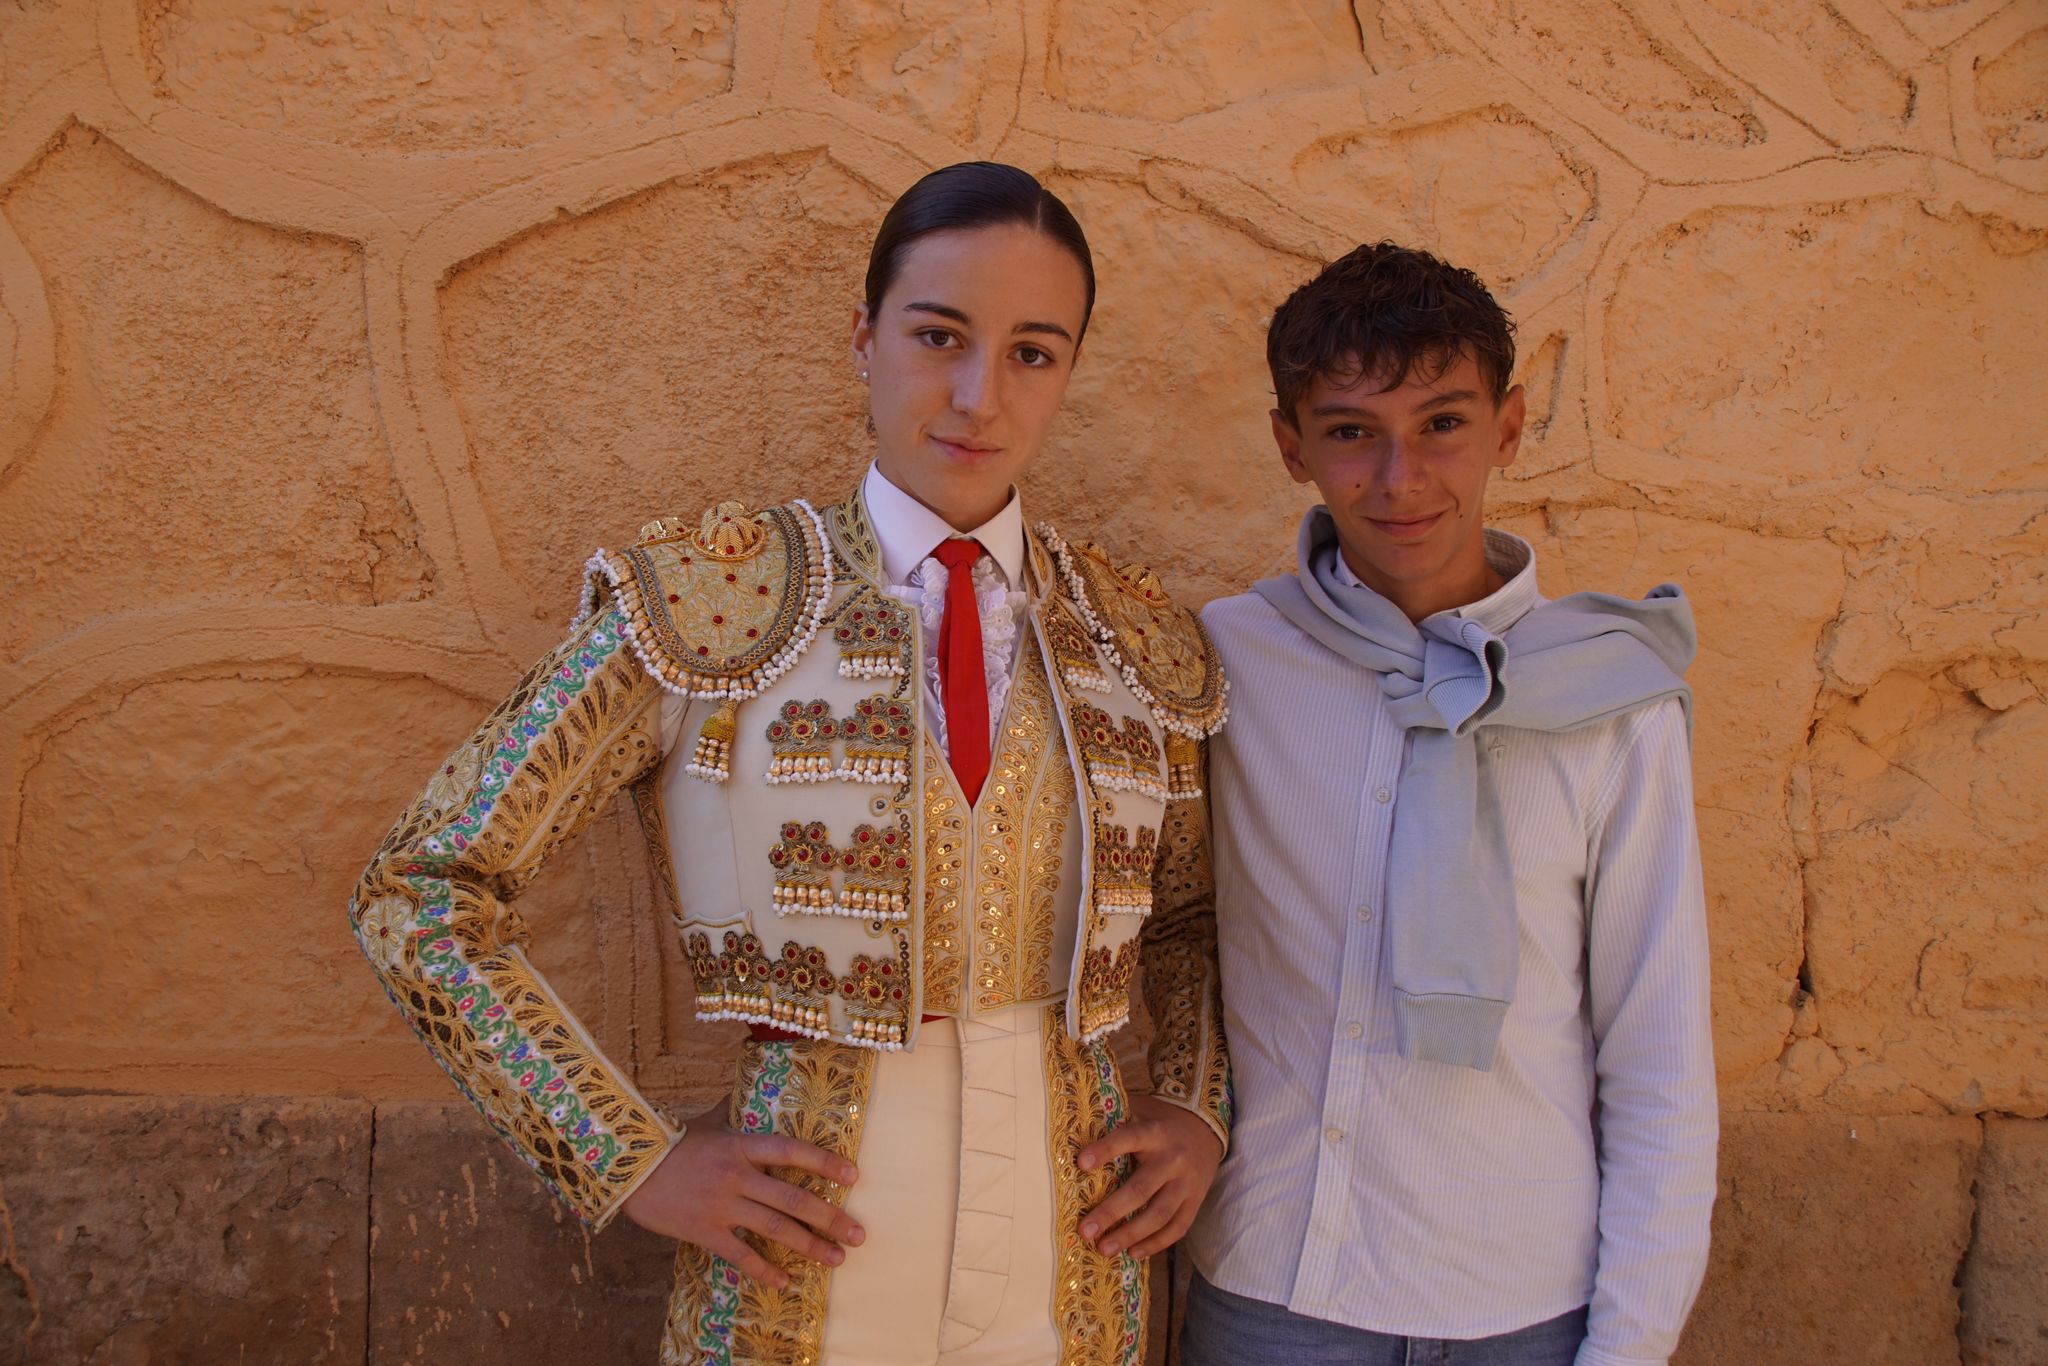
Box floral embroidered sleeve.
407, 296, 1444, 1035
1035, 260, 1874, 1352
349, 604, 682, 1227
1138, 747, 1232, 1152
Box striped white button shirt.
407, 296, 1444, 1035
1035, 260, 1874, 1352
1186, 531, 1717, 1366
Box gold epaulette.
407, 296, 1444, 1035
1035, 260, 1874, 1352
1037, 523, 1230, 743
578, 499, 832, 700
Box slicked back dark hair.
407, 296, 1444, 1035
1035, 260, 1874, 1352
1268, 241, 1516, 424
865, 161, 1097, 341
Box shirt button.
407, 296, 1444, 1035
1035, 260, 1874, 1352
1373, 788, 1392, 804
1324, 1126, 1344, 1144
1345, 1021, 1363, 1039
1356, 905, 1374, 923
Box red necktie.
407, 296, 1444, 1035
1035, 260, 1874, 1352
932, 538, 991, 803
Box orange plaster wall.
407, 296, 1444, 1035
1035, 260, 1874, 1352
1, 0, 2044, 1355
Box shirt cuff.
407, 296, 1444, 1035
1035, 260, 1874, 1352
1575, 1341, 1667, 1366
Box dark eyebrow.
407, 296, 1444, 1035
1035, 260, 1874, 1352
903, 301, 969, 324
1414, 389, 1482, 412
1309, 390, 1482, 420
902, 301, 1074, 345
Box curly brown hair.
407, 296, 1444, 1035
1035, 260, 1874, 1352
1267, 241, 1516, 423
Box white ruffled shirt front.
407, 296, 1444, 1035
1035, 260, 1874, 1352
860, 462, 1029, 761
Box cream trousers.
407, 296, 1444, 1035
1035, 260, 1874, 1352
818, 1010, 1062, 1366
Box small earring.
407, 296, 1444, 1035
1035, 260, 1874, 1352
858, 370, 869, 382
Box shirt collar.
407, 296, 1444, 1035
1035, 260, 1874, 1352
1329, 527, 1542, 632
861, 461, 1026, 590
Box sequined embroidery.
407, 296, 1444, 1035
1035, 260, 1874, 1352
664, 1039, 876, 1366
597, 501, 833, 700
766, 819, 913, 921
687, 929, 911, 1046
765, 699, 840, 784
1044, 595, 1112, 693
1090, 821, 1157, 916
837, 694, 914, 785
919, 750, 969, 1014
1039, 524, 1229, 742
834, 589, 913, 679
1077, 932, 1139, 1040
1043, 1004, 1147, 1366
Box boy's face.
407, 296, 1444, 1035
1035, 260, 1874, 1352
1272, 350, 1524, 620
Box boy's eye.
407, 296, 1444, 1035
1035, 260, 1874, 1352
1425, 414, 1465, 432
1016, 345, 1052, 367
1329, 425, 1366, 441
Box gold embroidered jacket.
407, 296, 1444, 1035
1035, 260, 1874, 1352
348, 488, 1231, 1240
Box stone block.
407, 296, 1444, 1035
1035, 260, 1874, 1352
1961, 1117, 2048, 1365
1455, 0, 1759, 145
0, 1095, 370, 1365
367, 1100, 675, 1363
1603, 199, 2048, 496
140, 0, 734, 150
1292, 112, 1594, 289
1804, 677, 2047, 1113
439, 151, 885, 617
0, 125, 432, 661
1975, 25, 2048, 161
816, 0, 1001, 145
7, 672, 597, 1071
1048, 0, 1367, 120
1676, 1112, 1979, 1365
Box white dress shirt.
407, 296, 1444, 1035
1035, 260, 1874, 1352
860, 461, 1029, 757
1189, 530, 1717, 1366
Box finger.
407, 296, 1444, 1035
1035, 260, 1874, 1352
1080, 1161, 1170, 1243
744, 1133, 860, 1187
732, 1197, 848, 1267
741, 1169, 866, 1247
1102, 1186, 1185, 1257
1125, 1211, 1195, 1260
1077, 1122, 1155, 1174
704, 1230, 787, 1290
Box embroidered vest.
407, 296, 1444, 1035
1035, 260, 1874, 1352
580, 490, 1228, 1052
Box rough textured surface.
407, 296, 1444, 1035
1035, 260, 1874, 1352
369, 1102, 675, 1362
0, 1096, 370, 1365
1675, 1112, 1980, 1365
1293, 112, 1594, 290
1449, 0, 1761, 146
1976, 25, 2048, 161
1048, 0, 1368, 120
817, 0, 1002, 145
1604, 199, 2047, 492
440, 152, 884, 618
142, 1, 736, 150
1961, 1118, 2048, 1365
1804, 675, 2045, 1115
0, 125, 433, 662
3, 0, 2043, 1360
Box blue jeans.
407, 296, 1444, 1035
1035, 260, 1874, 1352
1179, 1272, 1588, 1366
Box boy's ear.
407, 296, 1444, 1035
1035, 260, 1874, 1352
1271, 408, 1313, 485
1493, 383, 1527, 472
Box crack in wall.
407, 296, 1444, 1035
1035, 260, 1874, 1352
0, 1172, 40, 1345
363, 1106, 376, 1366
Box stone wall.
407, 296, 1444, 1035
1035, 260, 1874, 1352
2, 1, 2042, 1362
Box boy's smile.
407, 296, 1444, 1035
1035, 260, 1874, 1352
1270, 350, 1525, 623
